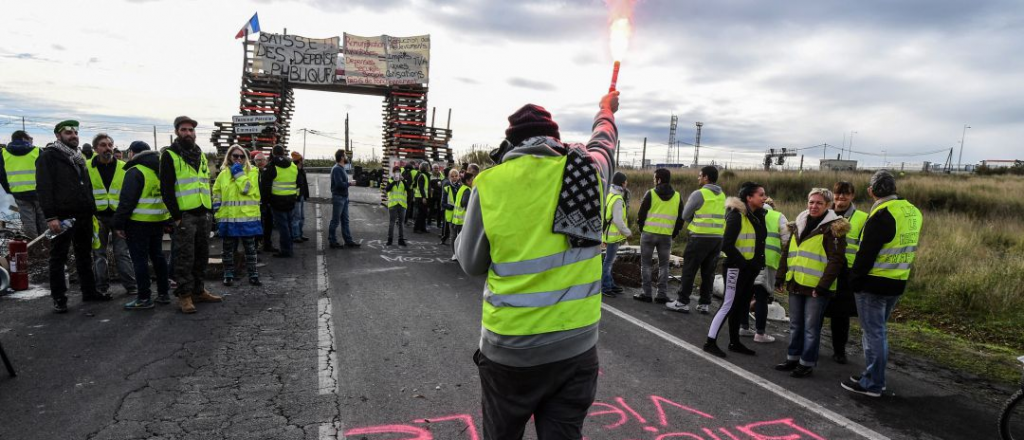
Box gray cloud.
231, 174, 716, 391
507, 77, 557, 91
51, 44, 66, 51
455, 77, 480, 85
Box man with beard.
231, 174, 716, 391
0, 130, 46, 238
160, 116, 222, 314
37, 120, 105, 313
88, 133, 137, 296
259, 145, 298, 257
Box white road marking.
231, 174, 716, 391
601, 303, 890, 440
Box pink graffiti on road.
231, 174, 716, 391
341, 395, 829, 439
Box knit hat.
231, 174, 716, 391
173, 115, 198, 130
54, 120, 79, 134
505, 104, 560, 146
128, 141, 151, 154
612, 171, 627, 186
290, 151, 303, 161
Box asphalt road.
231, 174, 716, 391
0, 175, 1008, 440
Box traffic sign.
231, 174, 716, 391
234, 125, 266, 134
232, 115, 277, 124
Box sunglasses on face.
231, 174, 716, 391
231, 154, 246, 159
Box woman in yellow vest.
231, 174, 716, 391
383, 165, 408, 246
824, 181, 868, 364
449, 164, 478, 262
439, 169, 461, 246
601, 171, 631, 297
213, 145, 263, 286
774, 188, 850, 378
705, 182, 767, 358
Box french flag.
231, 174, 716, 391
234, 12, 261, 39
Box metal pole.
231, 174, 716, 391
640, 137, 647, 169
841, 132, 846, 160
302, 128, 307, 158
345, 114, 350, 155
153, 125, 157, 148
21, 116, 25, 131
957, 124, 970, 172
615, 140, 620, 166
849, 131, 856, 161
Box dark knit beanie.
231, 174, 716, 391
505, 104, 560, 146
128, 141, 151, 154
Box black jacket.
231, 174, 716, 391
296, 167, 310, 199
850, 199, 907, 296
259, 156, 297, 212
159, 142, 210, 221
722, 197, 767, 270
636, 183, 685, 237
112, 150, 165, 230
0, 140, 40, 201
37, 144, 95, 220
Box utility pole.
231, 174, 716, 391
21, 116, 25, 131
693, 122, 703, 166
848, 131, 857, 160
800, 154, 804, 171
153, 125, 157, 148
615, 140, 621, 166
345, 114, 350, 157
957, 124, 971, 173
640, 137, 647, 169
667, 115, 678, 164
302, 128, 307, 158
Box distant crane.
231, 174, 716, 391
763, 147, 797, 170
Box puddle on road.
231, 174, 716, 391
2, 287, 50, 301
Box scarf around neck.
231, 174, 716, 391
553, 147, 603, 248
46, 139, 87, 174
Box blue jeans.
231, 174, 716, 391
291, 197, 305, 239
855, 292, 901, 392
786, 293, 831, 367
125, 221, 169, 301
328, 195, 353, 245
272, 209, 294, 255
602, 241, 622, 290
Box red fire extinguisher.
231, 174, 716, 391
8, 239, 28, 291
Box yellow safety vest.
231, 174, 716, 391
785, 228, 838, 291
416, 172, 428, 199
764, 209, 783, 270
475, 154, 603, 336
271, 162, 299, 196
643, 191, 679, 235
734, 210, 756, 260
687, 188, 725, 237
91, 216, 101, 250
388, 179, 407, 208
130, 166, 171, 222
214, 167, 261, 223
452, 185, 470, 226
844, 209, 868, 268
865, 199, 922, 280
166, 150, 211, 211
2, 147, 39, 193
87, 159, 127, 212
603, 192, 627, 244
444, 184, 456, 222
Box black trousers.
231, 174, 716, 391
49, 214, 97, 300
676, 237, 722, 305
414, 199, 428, 232
475, 346, 599, 440
830, 316, 851, 354
260, 204, 274, 248
708, 265, 758, 343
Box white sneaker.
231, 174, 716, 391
451, 253, 458, 261
754, 333, 776, 343
696, 304, 710, 314
738, 328, 756, 337
665, 300, 690, 313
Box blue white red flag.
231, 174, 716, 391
234, 12, 261, 39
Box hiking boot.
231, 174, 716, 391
739, 327, 757, 337
654, 296, 670, 304
83, 292, 113, 302
665, 300, 690, 313
124, 298, 154, 310
703, 341, 727, 358
841, 378, 881, 397
791, 365, 814, 378
386, 239, 393, 246
194, 290, 223, 303
632, 293, 653, 302
696, 304, 710, 314
154, 294, 172, 305
179, 296, 197, 314
833, 353, 848, 364
53, 298, 68, 314
754, 333, 776, 343
775, 360, 799, 371
728, 342, 756, 355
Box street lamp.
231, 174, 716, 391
957, 124, 971, 173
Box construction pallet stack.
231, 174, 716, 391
379, 88, 454, 203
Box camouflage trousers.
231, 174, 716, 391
172, 211, 210, 298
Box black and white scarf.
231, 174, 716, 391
553, 146, 603, 248
46, 139, 87, 175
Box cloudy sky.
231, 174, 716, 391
1, 0, 1021, 169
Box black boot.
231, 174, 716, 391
703, 338, 727, 358
775, 360, 799, 371
53, 297, 68, 314
728, 342, 756, 355
791, 365, 814, 378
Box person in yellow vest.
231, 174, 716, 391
214, 145, 263, 286
259, 145, 299, 258
438, 168, 461, 246
774, 188, 849, 378
413, 161, 431, 233
666, 166, 725, 313
634, 168, 684, 303
449, 164, 478, 262
601, 171, 631, 297
842, 171, 922, 397
1, 130, 48, 238
824, 181, 867, 364
159, 116, 222, 314
739, 196, 789, 343
404, 162, 418, 226
383, 165, 408, 246
704, 182, 767, 358
113, 142, 171, 309
88, 133, 137, 297
455, 92, 618, 439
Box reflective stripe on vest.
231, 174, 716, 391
91, 216, 102, 250
643, 191, 680, 235
603, 193, 628, 244
271, 163, 299, 196
476, 154, 602, 337
784, 233, 838, 291
130, 166, 171, 222
214, 167, 260, 223
451, 185, 470, 226
865, 199, 922, 280
166, 150, 211, 211
687, 188, 726, 237
844, 209, 868, 268
735, 216, 756, 260
388, 179, 407, 208
764, 209, 783, 269
2, 147, 39, 193
87, 159, 127, 211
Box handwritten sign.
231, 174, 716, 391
344, 33, 430, 86
255, 33, 340, 85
